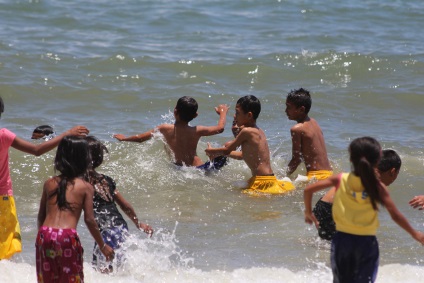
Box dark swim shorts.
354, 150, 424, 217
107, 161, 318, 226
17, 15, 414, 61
312, 198, 336, 241
196, 156, 228, 171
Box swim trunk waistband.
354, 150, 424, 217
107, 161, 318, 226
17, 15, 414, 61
307, 170, 333, 181
39, 226, 78, 234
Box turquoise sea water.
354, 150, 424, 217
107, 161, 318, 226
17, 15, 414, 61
1, 0, 424, 282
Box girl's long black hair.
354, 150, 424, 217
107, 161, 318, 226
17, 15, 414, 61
349, 136, 383, 210
51, 135, 91, 210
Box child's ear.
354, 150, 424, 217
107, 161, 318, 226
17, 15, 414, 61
300, 106, 306, 113
390, 168, 398, 177
247, 111, 253, 119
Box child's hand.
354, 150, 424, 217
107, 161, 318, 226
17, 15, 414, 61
100, 244, 115, 261
138, 222, 154, 237
304, 211, 319, 227
67, 126, 89, 137
215, 104, 229, 115
409, 195, 424, 210
205, 143, 217, 160
113, 134, 126, 141
412, 231, 424, 245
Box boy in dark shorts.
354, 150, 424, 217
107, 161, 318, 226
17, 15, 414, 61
114, 96, 229, 171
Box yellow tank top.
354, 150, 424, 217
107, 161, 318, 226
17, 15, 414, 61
332, 173, 379, 236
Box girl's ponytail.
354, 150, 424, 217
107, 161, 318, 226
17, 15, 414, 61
349, 137, 384, 210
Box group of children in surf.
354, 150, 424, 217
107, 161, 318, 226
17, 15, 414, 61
1, 89, 424, 282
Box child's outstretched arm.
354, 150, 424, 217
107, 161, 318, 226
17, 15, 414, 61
114, 192, 154, 237
205, 127, 248, 160
12, 125, 89, 156
83, 182, 115, 261
113, 129, 154, 143
409, 195, 424, 210
196, 104, 229, 136
304, 175, 339, 227
381, 186, 424, 245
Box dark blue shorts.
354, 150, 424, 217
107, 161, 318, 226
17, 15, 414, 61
196, 156, 228, 171
331, 231, 379, 283
92, 226, 128, 271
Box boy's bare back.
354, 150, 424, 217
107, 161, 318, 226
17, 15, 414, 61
39, 177, 94, 229
289, 117, 332, 173
158, 123, 209, 167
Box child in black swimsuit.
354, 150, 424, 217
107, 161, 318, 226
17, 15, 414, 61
86, 136, 153, 273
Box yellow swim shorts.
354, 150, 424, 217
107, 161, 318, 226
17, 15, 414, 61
0, 195, 22, 260
307, 170, 333, 181
243, 175, 295, 196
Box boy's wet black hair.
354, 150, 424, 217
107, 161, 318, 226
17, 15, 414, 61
33, 125, 54, 135
236, 95, 261, 120
0, 96, 4, 117
286, 88, 312, 114
175, 96, 198, 122
378, 149, 401, 173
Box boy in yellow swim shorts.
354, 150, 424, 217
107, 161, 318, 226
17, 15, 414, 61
205, 95, 294, 195
284, 88, 333, 181
0, 96, 89, 260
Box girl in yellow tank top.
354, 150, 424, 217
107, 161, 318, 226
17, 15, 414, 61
303, 137, 424, 283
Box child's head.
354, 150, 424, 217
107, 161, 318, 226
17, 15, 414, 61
54, 135, 91, 210
0, 96, 4, 118
285, 88, 311, 120
85, 136, 108, 169
378, 149, 401, 186
32, 125, 54, 140
236, 95, 261, 120
349, 136, 383, 210
175, 96, 198, 122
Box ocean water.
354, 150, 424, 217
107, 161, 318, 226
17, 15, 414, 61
1, 0, 424, 282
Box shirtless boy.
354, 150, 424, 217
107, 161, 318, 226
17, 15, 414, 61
205, 95, 294, 195
114, 96, 229, 168
285, 88, 333, 180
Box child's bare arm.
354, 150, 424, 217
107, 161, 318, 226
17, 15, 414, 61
113, 129, 154, 143
114, 192, 153, 237
197, 104, 229, 136
382, 186, 424, 244
205, 128, 247, 159
304, 175, 338, 226
287, 127, 303, 176
12, 125, 89, 156
82, 183, 115, 260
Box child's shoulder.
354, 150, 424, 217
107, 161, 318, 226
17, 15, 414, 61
156, 123, 175, 130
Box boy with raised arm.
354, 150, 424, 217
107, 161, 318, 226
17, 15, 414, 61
205, 95, 295, 195
114, 96, 229, 168
285, 88, 333, 180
